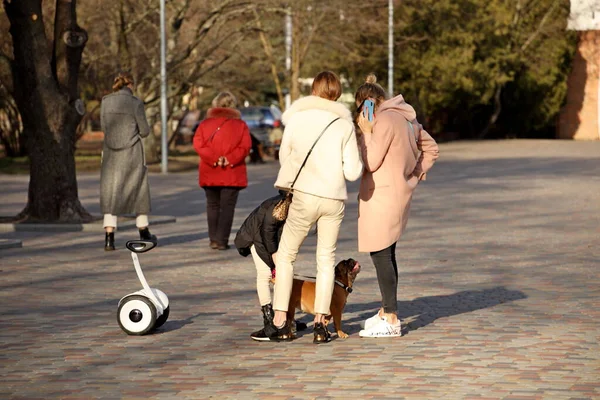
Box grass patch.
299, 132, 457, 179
0, 157, 29, 174
0, 155, 103, 175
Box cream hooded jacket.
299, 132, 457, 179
274, 96, 363, 200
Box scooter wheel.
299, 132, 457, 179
117, 295, 157, 335
155, 306, 170, 328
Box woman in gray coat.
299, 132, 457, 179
100, 72, 156, 250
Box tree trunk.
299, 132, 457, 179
143, 124, 160, 164
290, 11, 301, 102
253, 9, 285, 110
4, 0, 92, 222
558, 31, 600, 140
478, 84, 503, 139
117, 0, 132, 70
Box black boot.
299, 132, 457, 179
139, 227, 157, 242
313, 322, 331, 344
104, 232, 115, 251
250, 304, 274, 341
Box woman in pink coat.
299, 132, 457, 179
355, 74, 439, 338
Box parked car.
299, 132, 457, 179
174, 109, 202, 145
240, 105, 283, 148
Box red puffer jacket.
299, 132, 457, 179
193, 107, 252, 188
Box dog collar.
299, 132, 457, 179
293, 274, 353, 293
335, 280, 353, 293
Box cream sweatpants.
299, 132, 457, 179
103, 214, 149, 229
251, 245, 273, 306
272, 190, 345, 315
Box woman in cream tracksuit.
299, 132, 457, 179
266, 71, 363, 343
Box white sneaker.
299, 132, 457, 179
360, 313, 384, 330
359, 316, 402, 338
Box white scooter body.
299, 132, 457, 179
117, 240, 170, 335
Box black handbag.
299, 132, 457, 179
272, 117, 340, 221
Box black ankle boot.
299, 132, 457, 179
104, 232, 115, 251
313, 322, 331, 344
261, 304, 274, 326
139, 227, 156, 241
250, 304, 275, 341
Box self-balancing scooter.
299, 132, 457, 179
117, 239, 169, 335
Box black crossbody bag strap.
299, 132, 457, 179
208, 120, 229, 142
290, 117, 340, 190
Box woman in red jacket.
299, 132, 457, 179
194, 91, 252, 250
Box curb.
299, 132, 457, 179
0, 239, 23, 249
0, 215, 176, 233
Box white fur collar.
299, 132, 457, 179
282, 96, 352, 125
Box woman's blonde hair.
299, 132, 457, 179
112, 71, 135, 92
212, 91, 238, 108
311, 71, 342, 101
354, 73, 387, 108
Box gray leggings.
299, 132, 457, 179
370, 243, 398, 313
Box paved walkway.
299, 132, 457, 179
1, 140, 599, 399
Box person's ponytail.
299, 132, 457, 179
112, 72, 134, 92
354, 73, 387, 109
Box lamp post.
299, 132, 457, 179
285, 7, 292, 110
159, 0, 168, 174
388, 0, 394, 96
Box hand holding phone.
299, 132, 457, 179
363, 99, 375, 122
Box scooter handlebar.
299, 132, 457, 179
126, 239, 157, 253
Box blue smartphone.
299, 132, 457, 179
363, 99, 375, 122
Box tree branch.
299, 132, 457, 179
117, 0, 133, 69
299, 10, 326, 67
478, 84, 503, 139
171, 2, 252, 70
252, 6, 285, 109
187, 44, 240, 82
169, 0, 191, 38
169, 24, 235, 71
0, 53, 14, 94
520, 0, 559, 52
123, 0, 159, 35
193, 0, 252, 42
53, 0, 88, 104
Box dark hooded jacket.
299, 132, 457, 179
234, 192, 286, 270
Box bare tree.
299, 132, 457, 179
250, 0, 387, 106
252, 5, 286, 110
0, 78, 24, 157
79, 0, 254, 161
3, 0, 91, 222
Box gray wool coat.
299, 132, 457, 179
100, 88, 152, 215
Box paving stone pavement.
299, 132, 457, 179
1, 140, 599, 399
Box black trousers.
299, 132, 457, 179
370, 242, 398, 313
204, 187, 240, 245
249, 134, 263, 164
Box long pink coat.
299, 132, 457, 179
358, 95, 439, 252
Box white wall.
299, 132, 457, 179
568, 0, 600, 31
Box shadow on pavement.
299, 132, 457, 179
344, 286, 528, 335
155, 312, 224, 334
158, 231, 209, 247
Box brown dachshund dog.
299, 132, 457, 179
284, 258, 360, 339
